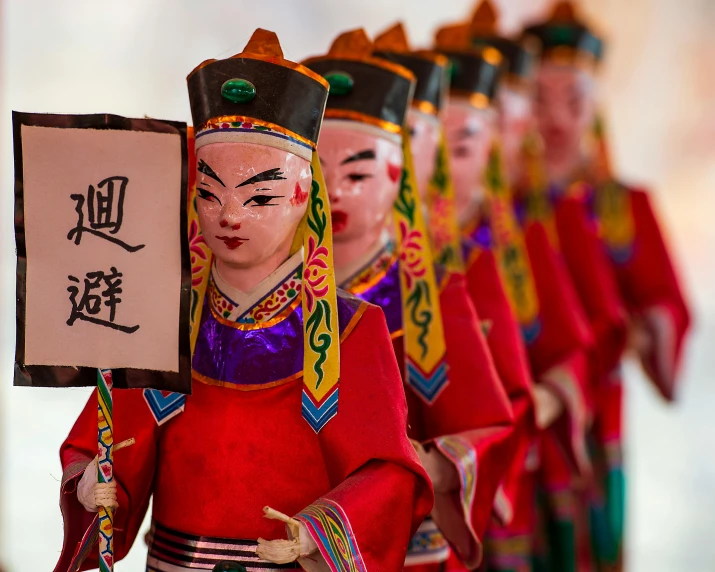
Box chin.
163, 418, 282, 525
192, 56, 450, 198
214, 254, 256, 269
331, 226, 357, 243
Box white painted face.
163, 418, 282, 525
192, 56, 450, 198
318, 122, 403, 243
497, 84, 534, 181
407, 108, 441, 200
533, 63, 596, 169
195, 142, 310, 270
443, 98, 496, 225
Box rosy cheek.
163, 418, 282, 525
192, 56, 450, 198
290, 182, 309, 206
387, 163, 402, 183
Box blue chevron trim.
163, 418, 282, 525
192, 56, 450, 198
521, 317, 542, 346
143, 389, 186, 426
301, 388, 339, 433
406, 360, 449, 404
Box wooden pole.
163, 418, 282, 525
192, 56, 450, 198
97, 368, 114, 572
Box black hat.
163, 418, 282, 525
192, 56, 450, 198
434, 23, 504, 108
468, 1, 537, 83
187, 29, 329, 160
373, 22, 449, 117
303, 29, 415, 136
522, 2, 604, 69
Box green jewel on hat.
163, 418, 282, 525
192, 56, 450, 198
221, 78, 257, 104
324, 71, 354, 96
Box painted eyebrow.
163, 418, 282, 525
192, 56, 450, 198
197, 159, 225, 187
340, 149, 376, 165
236, 168, 287, 188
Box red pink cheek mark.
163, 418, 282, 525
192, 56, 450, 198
387, 163, 402, 183
291, 182, 309, 206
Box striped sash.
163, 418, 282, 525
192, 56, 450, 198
146, 520, 300, 571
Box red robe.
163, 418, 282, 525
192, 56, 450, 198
587, 182, 691, 568
55, 304, 433, 572
543, 187, 629, 571
553, 190, 629, 394
462, 247, 537, 513
462, 207, 593, 571
522, 220, 594, 572
340, 247, 516, 570
400, 271, 517, 570
461, 247, 538, 572
598, 185, 691, 400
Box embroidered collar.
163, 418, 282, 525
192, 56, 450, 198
209, 250, 303, 328
338, 234, 397, 295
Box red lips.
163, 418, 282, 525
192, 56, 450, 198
216, 235, 249, 250
331, 210, 348, 233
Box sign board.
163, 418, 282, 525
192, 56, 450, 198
13, 112, 191, 392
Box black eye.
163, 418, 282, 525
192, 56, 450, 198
408, 127, 416, 137
198, 188, 221, 204
347, 173, 373, 182
453, 146, 471, 159
243, 194, 283, 207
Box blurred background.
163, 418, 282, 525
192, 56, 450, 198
1, 0, 714, 569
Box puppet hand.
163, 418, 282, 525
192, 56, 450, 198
258, 506, 317, 563
533, 384, 565, 429
629, 318, 652, 355
76, 438, 135, 513
77, 457, 117, 512
417, 445, 459, 493
256, 538, 300, 563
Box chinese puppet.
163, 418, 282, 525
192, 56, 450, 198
304, 29, 517, 571
434, 12, 594, 571
373, 22, 538, 571
53, 29, 434, 572
524, 2, 692, 570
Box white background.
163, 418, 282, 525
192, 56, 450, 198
2, 0, 715, 570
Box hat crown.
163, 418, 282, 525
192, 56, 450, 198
434, 23, 472, 52
374, 22, 411, 52
328, 28, 374, 58
242, 28, 284, 58
375, 22, 448, 115
187, 28, 329, 150
470, 0, 498, 36
550, 1, 578, 23
304, 28, 415, 132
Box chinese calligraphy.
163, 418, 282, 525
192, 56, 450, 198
67, 176, 145, 252
67, 267, 139, 334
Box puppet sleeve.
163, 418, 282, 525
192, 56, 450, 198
523, 220, 594, 478
403, 272, 517, 568
463, 250, 537, 527
612, 189, 692, 400
553, 195, 629, 387
54, 388, 166, 572
294, 304, 434, 572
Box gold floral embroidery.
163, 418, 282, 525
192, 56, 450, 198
208, 266, 302, 328
343, 242, 398, 295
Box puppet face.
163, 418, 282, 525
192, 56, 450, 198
534, 64, 595, 165
444, 100, 495, 222
318, 123, 403, 244
497, 85, 533, 178
407, 109, 441, 200
195, 142, 310, 270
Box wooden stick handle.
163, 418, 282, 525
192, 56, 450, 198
97, 368, 114, 572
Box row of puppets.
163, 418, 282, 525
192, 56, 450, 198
54, 1, 691, 571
